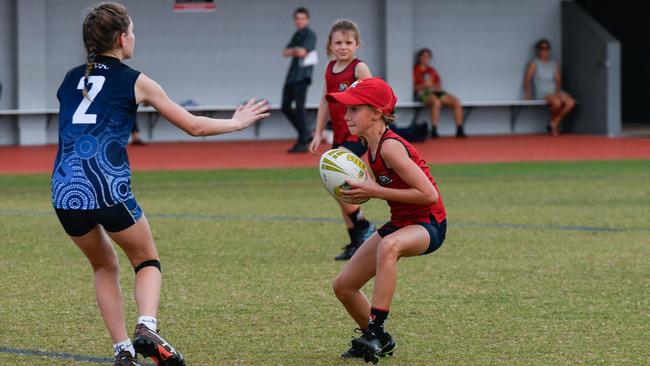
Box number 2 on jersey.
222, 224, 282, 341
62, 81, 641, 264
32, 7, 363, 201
73, 76, 105, 124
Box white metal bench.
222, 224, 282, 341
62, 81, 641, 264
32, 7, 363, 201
0, 99, 550, 145
401, 99, 548, 133
0, 104, 319, 141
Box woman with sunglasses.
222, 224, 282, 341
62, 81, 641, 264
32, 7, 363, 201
524, 39, 575, 135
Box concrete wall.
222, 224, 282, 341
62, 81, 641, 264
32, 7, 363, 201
43, 0, 385, 109
1, 0, 567, 145
37, 0, 387, 144
562, 1, 620, 136
413, 0, 562, 100
0, 0, 18, 145
0, 0, 17, 109
396, 0, 563, 135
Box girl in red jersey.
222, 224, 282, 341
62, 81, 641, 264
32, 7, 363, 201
327, 78, 447, 363
308, 19, 375, 261
413, 48, 465, 138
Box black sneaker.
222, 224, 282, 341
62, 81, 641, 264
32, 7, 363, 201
431, 126, 439, 138
378, 332, 396, 357
456, 126, 466, 138
288, 143, 308, 153
341, 330, 396, 359
351, 329, 382, 364
335, 223, 376, 261
113, 350, 141, 366
341, 344, 365, 359
359, 222, 376, 244
335, 243, 358, 261
350, 222, 376, 249
133, 324, 186, 366
341, 328, 365, 358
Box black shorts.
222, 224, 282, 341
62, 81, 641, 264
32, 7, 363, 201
332, 139, 368, 157
419, 89, 447, 103
377, 217, 447, 255
55, 197, 143, 237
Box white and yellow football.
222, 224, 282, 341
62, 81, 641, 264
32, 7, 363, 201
319, 148, 370, 204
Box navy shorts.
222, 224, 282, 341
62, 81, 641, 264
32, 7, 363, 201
333, 140, 368, 157
55, 197, 143, 237
377, 217, 447, 255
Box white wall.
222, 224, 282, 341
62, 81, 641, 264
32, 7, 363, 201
44, 0, 385, 109
0, 0, 16, 109
2, 0, 564, 144
413, 0, 562, 100
41, 0, 562, 106
0, 1, 17, 144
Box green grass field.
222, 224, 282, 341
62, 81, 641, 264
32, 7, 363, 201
1, 160, 649, 365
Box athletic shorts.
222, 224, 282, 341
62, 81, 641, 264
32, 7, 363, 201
55, 197, 143, 237
377, 216, 447, 255
333, 139, 368, 157
419, 89, 446, 103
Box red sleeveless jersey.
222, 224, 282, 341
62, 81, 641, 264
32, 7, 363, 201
368, 129, 446, 226
326, 58, 362, 145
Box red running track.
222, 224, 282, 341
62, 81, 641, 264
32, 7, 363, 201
1, 134, 649, 175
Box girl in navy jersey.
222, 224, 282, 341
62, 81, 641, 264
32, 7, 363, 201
52, 3, 269, 366
327, 78, 447, 363
308, 19, 375, 261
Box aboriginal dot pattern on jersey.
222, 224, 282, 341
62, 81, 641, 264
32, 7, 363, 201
51, 56, 140, 210
52, 102, 133, 210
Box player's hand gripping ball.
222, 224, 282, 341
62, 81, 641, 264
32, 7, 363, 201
319, 149, 370, 204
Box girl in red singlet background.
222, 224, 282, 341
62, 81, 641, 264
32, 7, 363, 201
309, 20, 375, 261
413, 48, 465, 138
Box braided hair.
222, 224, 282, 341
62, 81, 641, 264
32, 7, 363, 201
81, 2, 130, 100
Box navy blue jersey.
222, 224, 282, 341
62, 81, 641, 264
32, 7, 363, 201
52, 56, 141, 210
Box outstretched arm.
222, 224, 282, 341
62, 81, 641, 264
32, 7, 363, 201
135, 73, 270, 137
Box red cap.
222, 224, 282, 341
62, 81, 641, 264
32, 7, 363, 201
326, 77, 397, 115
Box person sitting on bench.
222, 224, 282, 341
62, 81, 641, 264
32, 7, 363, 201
524, 39, 576, 136
413, 48, 465, 138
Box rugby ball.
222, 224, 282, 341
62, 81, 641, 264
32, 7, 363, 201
319, 149, 370, 204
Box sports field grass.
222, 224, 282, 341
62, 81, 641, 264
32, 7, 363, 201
1, 160, 649, 365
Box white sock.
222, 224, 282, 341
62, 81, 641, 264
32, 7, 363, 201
137, 315, 157, 331
113, 339, 136, 357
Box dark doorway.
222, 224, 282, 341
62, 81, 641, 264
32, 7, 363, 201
575, 1, 650, 128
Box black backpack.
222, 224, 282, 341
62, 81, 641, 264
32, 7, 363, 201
390, 122, 428, 143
